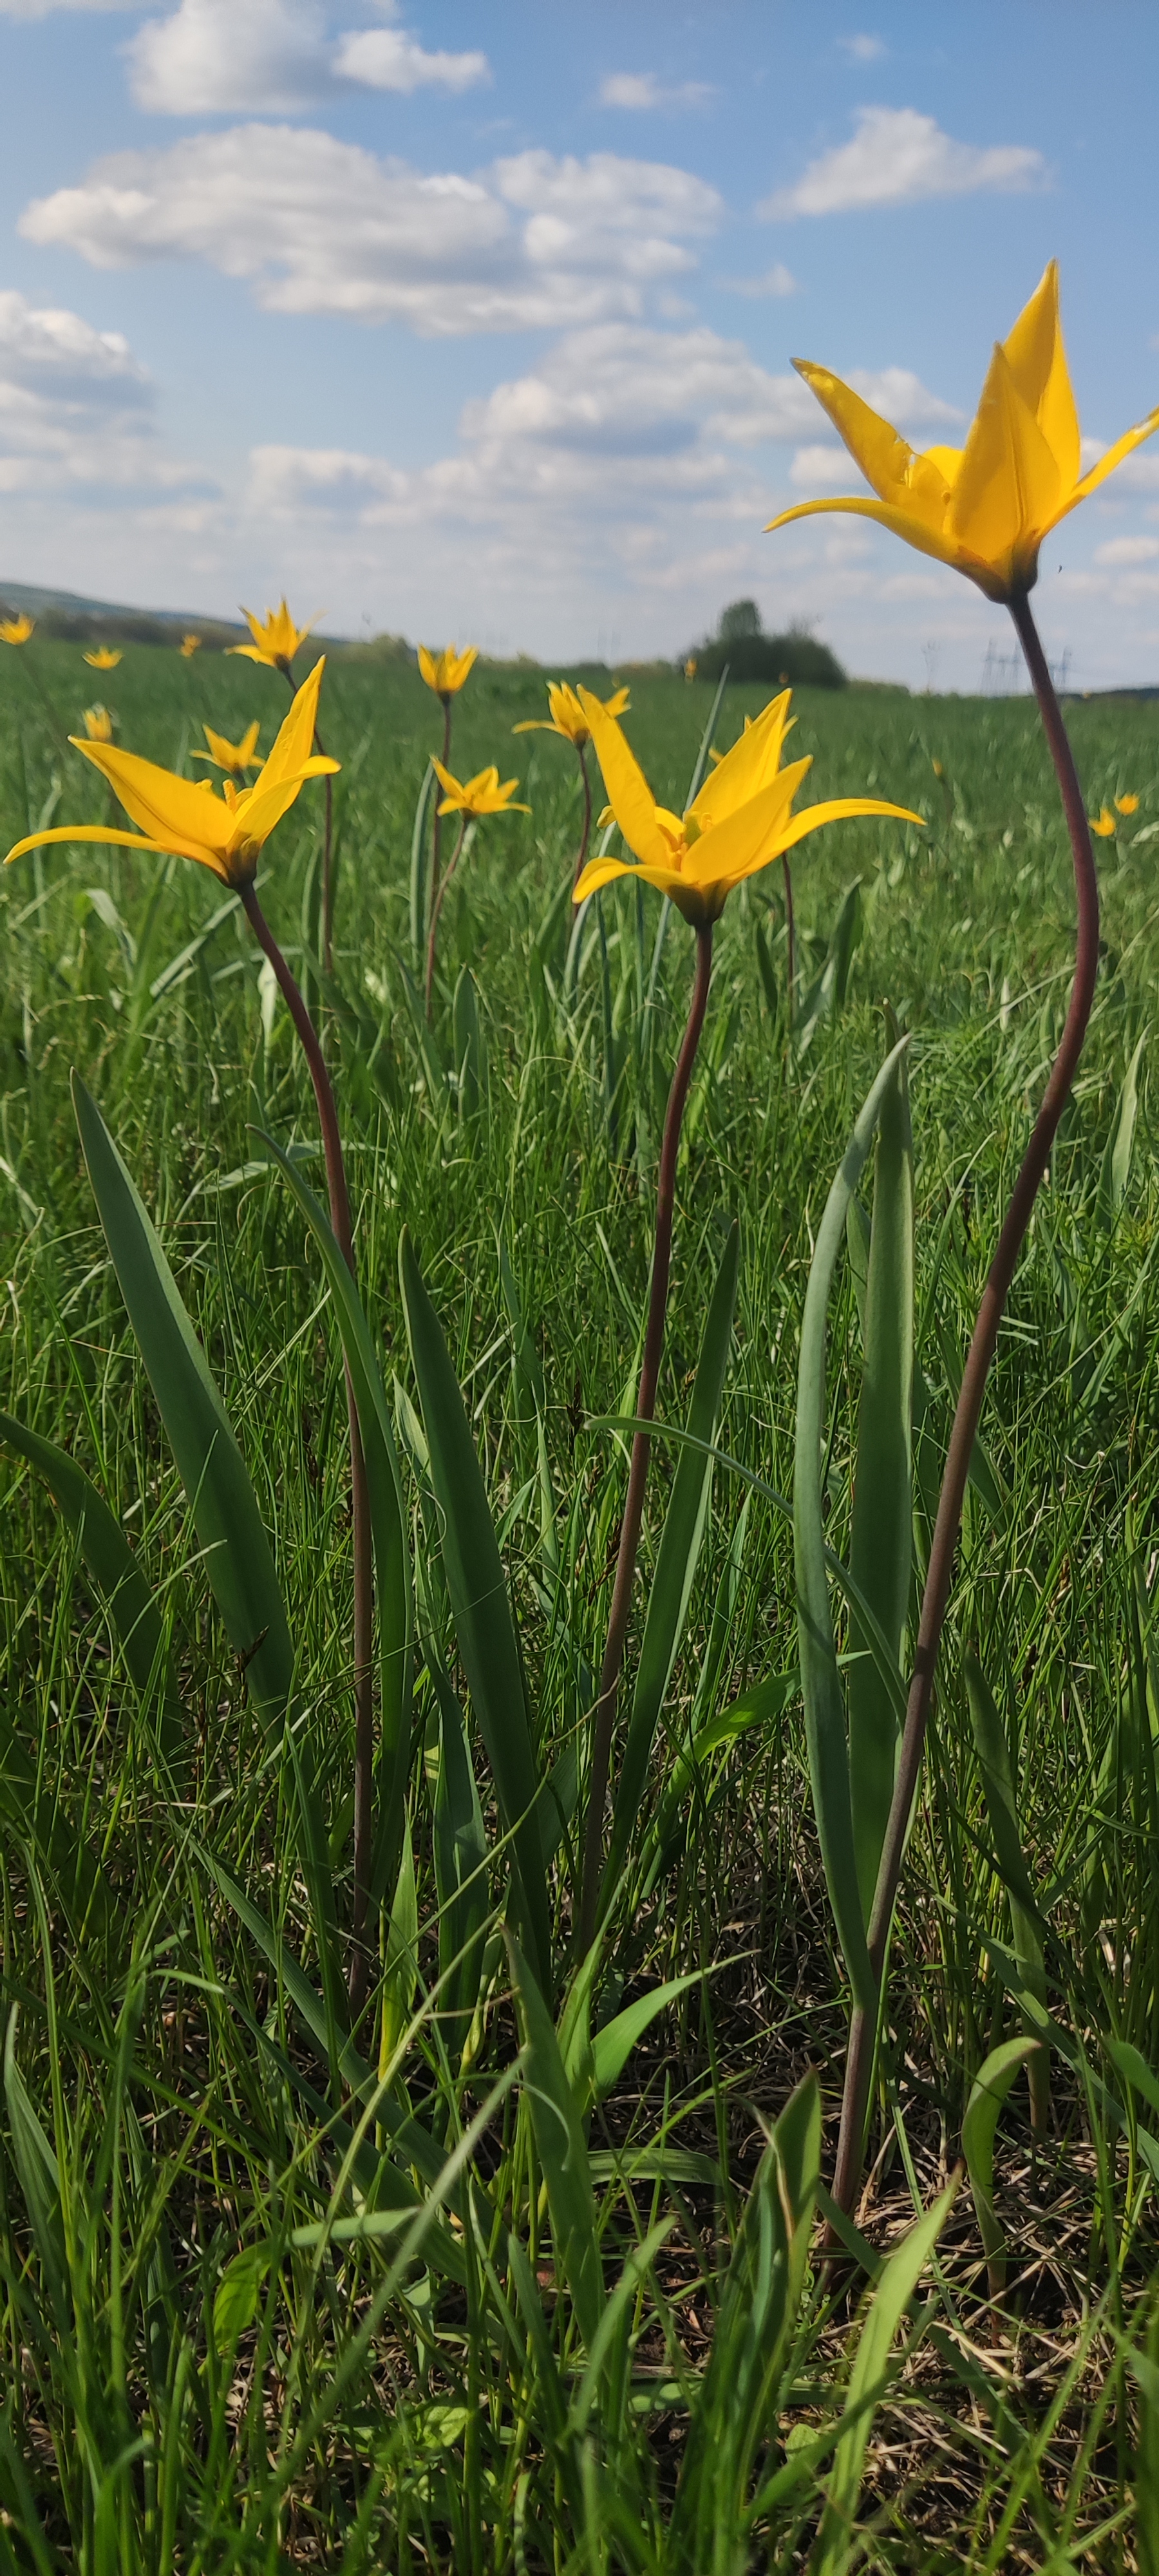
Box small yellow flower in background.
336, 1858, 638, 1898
191, 719, 261, 778
513, 679, 630, 748
229, 599, 319, 672
0, 613, 34, 646
84, 645, 122, 671
431, 758, 529, 819
767, 263, 1159, 604
1090, 808, 1118, 837
5, 659, 337, 890
82, 706, 113, 743
684, 656, 697, 682
574, 687, 921, 925
1117, 792, 1140, 815
180, 634, 202, 659
419, 643, 478, 699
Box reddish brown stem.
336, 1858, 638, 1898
241, 883, 375, 2005
578, 918, 714, 1955
573, 740, 593, 893
829, 589, 1100, 2224
424, 815, 467, 1020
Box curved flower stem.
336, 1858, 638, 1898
241, 883, 375, 2007
573, 740, 593, 893
578, 918, 714, 1956
424, 816, 468, 1020
425, 697, 454, 1019
829, 589, 1100, 2225
782, 853, 796, 1023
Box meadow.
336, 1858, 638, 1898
1, 631, 1159, 2571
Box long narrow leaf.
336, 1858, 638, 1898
794, 1036, 910, 2016
507, 1933, 603, 2353
847, 1043, 913, 1921
71, 1074, 294, 1731
400, 1230, 552, 1994
815, 2174, 957, 2575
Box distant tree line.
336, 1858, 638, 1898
688, 599, 847, 689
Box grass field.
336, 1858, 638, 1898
3, 634, 1159, 2570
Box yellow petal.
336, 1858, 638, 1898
1090, 808, 1117, 836
681, 766, 822, 894
1117, 793, 1140, 815
1001, 261, 1081, 491
226, 643, 270, 665
5, 822, 229, 878
257, 658, 329, 791
573, 852, 702, 912
689, 693, 797, 829
577, 690, 673, 870
759, 795, 925, 872
766, 493, 966, 577
71, 737, 234, 860
1069, 404, 1159, 509
791, 362, 950, 529
948, 339, 1063, 587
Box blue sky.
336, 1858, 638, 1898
2, 0, 1158, 686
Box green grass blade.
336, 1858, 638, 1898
962, 2034, 1040, 2297
0, 1410, 181, 1756
794, 1036, 910, 2016
399, 1229, 552, 1996
815, 2173, 957, 2575
71, 1072, 295, 1731
1097, 1027, 1147, 1229
431, 1664, 490, 2052
410, 758, 435, 971
507, 1932, 603, 2354
607, 1219, 739, 1893
847, 1041, 913, 1922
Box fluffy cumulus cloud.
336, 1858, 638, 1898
764, 106, 1046, 218
0, 287, 205, 498
22, 133, 722, 330
128, 0, 487, 114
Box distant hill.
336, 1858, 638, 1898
0, 578, 251, 649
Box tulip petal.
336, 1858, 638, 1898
688, 690, 796, 828
1069, 404, 1159, 509
766, 494, 965, 576
578, 690, 679, 870
791, 362, 950, 529
5, 823, 229, 877
573, 853, 690, 907
72, 737, 235, 862
1002, 260, 1081, 492
761, 795, 925, 872
258, 658, 328, 790
949, 340, 1062, 583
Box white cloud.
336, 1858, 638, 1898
0, 287, 205, 498
22, 133, 721, 330
764, 106, 1045, 217
836, 33, 885, 60
789, 441, 864, 490
333, 23, 487, 90
1094, 535, 1159, 566
599, 71, 713, 110
722, 262, 796, 298
847, 366, 959, 427
128, 0, 487, 112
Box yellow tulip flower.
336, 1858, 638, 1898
684, 657, 697, 683
419, 643, 478, 698
5, 659, 337, 889
191, 719, 262, 778
180, 633, 202, 658
431, 759, 529, 819
1117, 792, 1140, 815
574, 687, 921, 925
766, 263, 1159, 604
84, 645, 122, 671
513, 679, 630, 750
229, 598, 319, 672
0, 613, 34, 647
82, 705, 113, 743
1089, 808, 1118, 837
